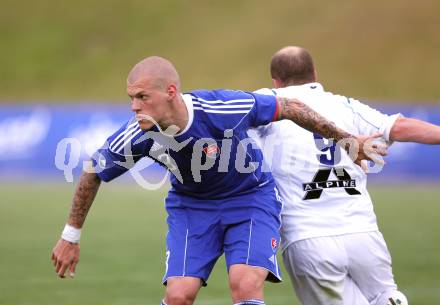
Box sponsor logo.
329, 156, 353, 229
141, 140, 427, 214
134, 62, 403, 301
388, 298, 402, 305
303, 167, 361, 200
268, 254, 276, 265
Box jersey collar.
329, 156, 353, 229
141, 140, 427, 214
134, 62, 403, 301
282, 82, 323, 91
174, 93, 194, 136
306, 82, 324, 91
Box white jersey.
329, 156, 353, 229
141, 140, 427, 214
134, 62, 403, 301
251, 83, 400, 250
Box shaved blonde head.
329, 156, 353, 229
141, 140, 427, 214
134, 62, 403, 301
127, 56, 181, 90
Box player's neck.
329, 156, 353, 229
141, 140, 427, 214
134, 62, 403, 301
160, 94, 188, 134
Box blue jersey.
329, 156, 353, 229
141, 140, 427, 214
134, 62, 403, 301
92, 89, 278, 200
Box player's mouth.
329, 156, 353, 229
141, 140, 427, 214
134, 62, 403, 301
135, 113, 158, 130
136, 114, 152, 122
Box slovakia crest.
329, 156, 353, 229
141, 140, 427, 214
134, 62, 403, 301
203, 144, 221, 159
271, 238, 278, 250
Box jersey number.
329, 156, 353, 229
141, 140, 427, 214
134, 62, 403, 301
302, 134, 361, 200
313, 133, 340, 165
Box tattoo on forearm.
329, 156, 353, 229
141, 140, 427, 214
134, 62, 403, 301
278, 97, 353, 142
68, 172, 101, 228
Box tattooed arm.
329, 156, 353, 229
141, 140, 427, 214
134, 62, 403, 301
275, 97, 352, 141
51, 171, 102, 279
275, 97, 387, 165
67, 171, 101, 228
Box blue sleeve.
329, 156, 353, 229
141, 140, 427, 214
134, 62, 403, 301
247, 92, 278, 128
189, 89, 278, 131
91, 119, 149, 182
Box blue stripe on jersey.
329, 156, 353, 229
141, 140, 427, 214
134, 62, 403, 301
113, 127, 143, 154
109, 124, 142, 153
194, 107, 249, 114
109, 121, 138, 149
192, 101, 253, 109
193, 107, 252, 114
193, 96, 255, 105
192, 96, 254, 114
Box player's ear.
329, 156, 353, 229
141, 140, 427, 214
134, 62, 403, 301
313, 69, 318, 82
166, 84, 178, 101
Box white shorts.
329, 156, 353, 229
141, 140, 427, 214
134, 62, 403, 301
282, 231, 397, 305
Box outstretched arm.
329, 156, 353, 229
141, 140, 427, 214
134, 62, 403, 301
276, 97, 353, 142
51, 171, 101, 278
390, 117, 440, 144
275, 97, 387, 165
67, 171, 102, 228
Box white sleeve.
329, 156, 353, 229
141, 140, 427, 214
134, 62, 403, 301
344, 98, 401, 142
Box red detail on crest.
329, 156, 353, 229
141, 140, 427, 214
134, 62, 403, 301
203, 144, 220, 158
271, 238, 278, 249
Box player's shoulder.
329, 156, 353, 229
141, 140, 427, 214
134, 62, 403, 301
253, 88, 277, 96
187, 89, 256, 115
105, 117, 155, 156
341, 95, 381, 116
185, 89, 257, 130
307, 84, 367, 115
309, 84, 351, 105
256, 83, 338, 100
189, 89, 256, 101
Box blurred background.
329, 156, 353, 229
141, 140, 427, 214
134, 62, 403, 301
1, 0, 439, 304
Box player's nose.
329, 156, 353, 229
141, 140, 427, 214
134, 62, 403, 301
131, 99, 141, 112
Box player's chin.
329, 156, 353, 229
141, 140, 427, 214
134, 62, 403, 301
137, 120, 153, 130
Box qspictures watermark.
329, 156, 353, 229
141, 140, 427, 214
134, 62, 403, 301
55, 115, 385, 189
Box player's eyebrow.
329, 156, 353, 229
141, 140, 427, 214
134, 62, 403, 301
127, 90, 149, 98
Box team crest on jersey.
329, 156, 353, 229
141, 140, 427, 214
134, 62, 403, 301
203, 144, 221, 159
271, 238, 278, 250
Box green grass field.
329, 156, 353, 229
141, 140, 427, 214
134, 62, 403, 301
1, 0, 439, 102
1, 183, 439, 305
